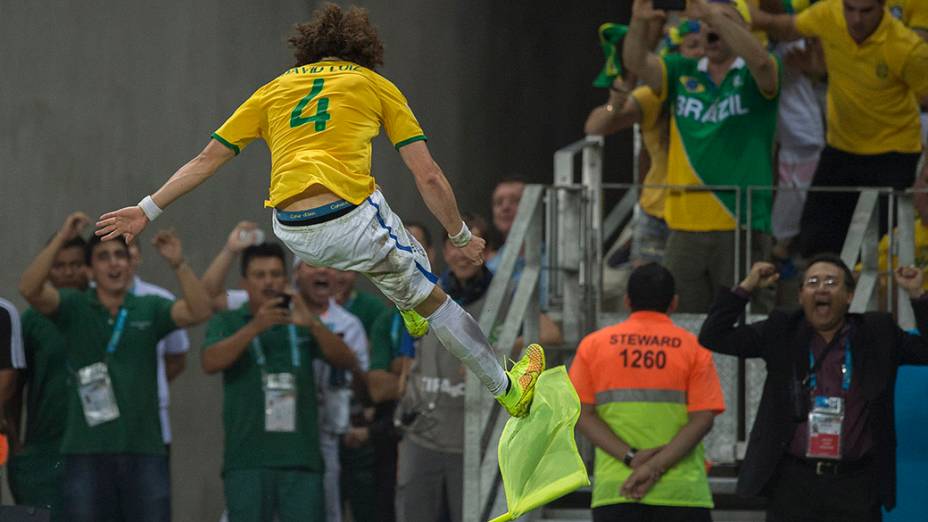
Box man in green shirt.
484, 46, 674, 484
202, 242, 360, 522
18, 213, 212, 522
7, 213, 89, 521
624, 0, 780, 312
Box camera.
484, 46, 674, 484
237, 228, 266, 246
396, 409, 420, 428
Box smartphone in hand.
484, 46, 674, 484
653, 0, 687, 10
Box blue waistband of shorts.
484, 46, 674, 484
276, 200, 357, 225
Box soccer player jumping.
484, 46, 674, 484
95, 4, 543, 417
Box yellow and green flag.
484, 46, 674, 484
593, 22, 629, 88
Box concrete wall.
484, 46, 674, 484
0, 1, 627, 518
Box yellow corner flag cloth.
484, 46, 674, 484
490, 366, 590, 522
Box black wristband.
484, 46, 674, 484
623, 447, 638, 466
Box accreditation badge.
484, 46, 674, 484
77, 362, 120, 427
264, 372, 297, 432
806, 395, 843, 460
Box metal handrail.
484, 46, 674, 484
465, 130, 923, 520
463, 184, 545, 522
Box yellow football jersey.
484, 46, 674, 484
796, 0, 928, 154
213, 60, 426, 207
631, 86, 669, 219
887, 0, 928, 32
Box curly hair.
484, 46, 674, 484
288, 3, 384, 70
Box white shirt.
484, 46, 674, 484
0, 298, 25, 369
316, 299, 369, 434
131, 276, 190, 444
774, 40, 826, 162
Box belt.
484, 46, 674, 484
275, 200, 357, 227
784, 454, 872, 476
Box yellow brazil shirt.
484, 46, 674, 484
213, 60, 427, 207
887, 0, 928, 32
796, 0, 928, 154
631, 86, 669, 220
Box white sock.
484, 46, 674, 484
427, 296, 509, 397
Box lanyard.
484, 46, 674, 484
808, 337, 852, 392
391, 313, 402, 347
105, 308, 129, 355
251, 324, 301, 369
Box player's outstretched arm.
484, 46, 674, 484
95, 140, 235, 244
399, 141, 485, 264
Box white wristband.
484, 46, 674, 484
448, 221, 472, 247
138, 195, 163, 222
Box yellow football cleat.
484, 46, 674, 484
399, 309, 430, 338
497, 344, 546, 417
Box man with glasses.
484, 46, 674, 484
699, 254, 928, 521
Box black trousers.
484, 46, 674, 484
766, 456, 881, 522
592, 503, 712, 522
798, 146, 920, 258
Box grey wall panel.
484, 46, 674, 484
1, 1, 627, 517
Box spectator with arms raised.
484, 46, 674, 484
752, 0, 928, 257
586, 19, 704, 266
700, 257, 928, 520
623, 0, 780, 312
7, 217, 87, 520
18, 215, 212, 522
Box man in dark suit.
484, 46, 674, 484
699, 253, 928, 522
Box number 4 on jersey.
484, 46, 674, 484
290, 79, 330, 131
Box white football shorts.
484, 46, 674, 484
272, 189, 436, 310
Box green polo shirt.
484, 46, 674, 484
344, 290, 390, 336
369, 310, 402, 372
204, 304, 323, 473
54, 288, 177, 455
18, 309, 69, 456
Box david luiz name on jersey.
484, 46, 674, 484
282, 63, 362, 76
676, 94, 749, 124
608, 334, 682, 348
